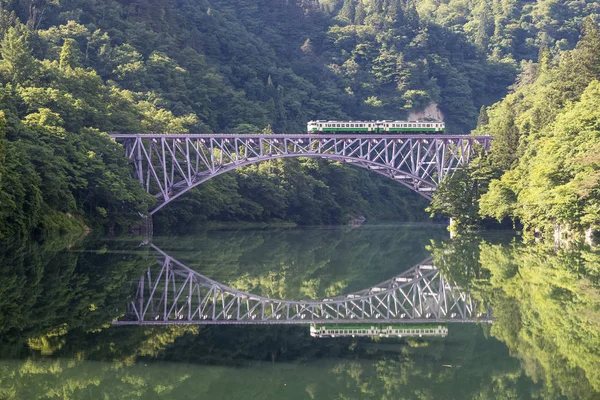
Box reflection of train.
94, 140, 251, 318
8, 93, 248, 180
307, 120, 445, 133
310, 324, 448, 338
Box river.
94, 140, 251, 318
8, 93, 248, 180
0, 224, 598, 399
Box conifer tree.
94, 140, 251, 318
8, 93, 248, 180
386, 0, 403, 26
59, 38, 80, 70
0, 26, 35, 83
0, 110, 5, 186
477, 105, 489, 128
574, 17, 600, 80
338, 0, 355, 22
354, 0, 366, 24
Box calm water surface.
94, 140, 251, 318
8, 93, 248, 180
0, 224, 598, 399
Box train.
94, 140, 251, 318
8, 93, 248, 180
309, 324, 448, 338
307, 120, 445, 134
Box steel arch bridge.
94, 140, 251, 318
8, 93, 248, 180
113, 245, 491, 326
110, 134, 492, 214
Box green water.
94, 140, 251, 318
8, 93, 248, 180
0, 224, 598, 399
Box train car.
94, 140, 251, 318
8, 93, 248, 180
309, 324, 448, 338
307, 120, 445, 134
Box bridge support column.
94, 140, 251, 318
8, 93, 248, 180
130, 213, 153, 242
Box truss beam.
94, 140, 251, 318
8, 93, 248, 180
113, 245, 491, 326
111, 134, 492, 214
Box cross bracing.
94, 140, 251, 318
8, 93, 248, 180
109, 134, 492, 214
113, 245, 491, 326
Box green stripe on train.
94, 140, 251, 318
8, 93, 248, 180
312, 324, 444, 330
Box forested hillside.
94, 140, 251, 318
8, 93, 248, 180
0, 0, 597, 236
431, 16, 600, 236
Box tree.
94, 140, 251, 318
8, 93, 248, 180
354, 0, 366, 24
338, 0, 355, 23
59, 38, 80, 70
0, 25, 35, 83
488, 101, 520, 170
574, 17, 600, 80
300, 38, 314, 56
0, 110, 5, 188
427, 166, 480, 234
476, 105, 489, 129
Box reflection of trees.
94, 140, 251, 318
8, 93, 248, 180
330, 324, 542, 400
0, 236, 153, 355
431, 237, 600, 399
153, 225, 448, 300
0, 325, 542, 400
5, 230, 598, 399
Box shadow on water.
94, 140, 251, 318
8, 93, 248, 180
0, 225, 598, 399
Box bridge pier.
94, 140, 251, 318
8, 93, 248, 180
130, 213, 153, 242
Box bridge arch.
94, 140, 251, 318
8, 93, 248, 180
114, 244, 490, 325
110, 134, 492, 215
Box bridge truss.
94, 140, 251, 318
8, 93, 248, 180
113, 245, 491, 326
110, 134, 492, 214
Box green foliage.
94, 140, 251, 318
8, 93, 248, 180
432, 236, 600, 398
0, 0, 596, 234
428, 155, 498, 233
154, 158, 430, 232
480, 19, 600, 233
417, 0, 600, 61
0, 25, 35, 83
480, 244, 600, 398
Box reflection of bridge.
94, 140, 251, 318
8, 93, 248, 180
110, 134, 492, 214
113, 245, 491, 326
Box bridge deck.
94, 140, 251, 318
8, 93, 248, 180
110, 133, 491, 140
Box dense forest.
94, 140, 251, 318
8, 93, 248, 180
430, 16, 600, 237
0, 0, 597, 236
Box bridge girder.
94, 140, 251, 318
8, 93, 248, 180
109, 134, 492, 214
